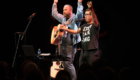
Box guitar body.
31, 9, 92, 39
50, 61, 64, 78
51, 24, 64, 45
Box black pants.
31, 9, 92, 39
60, 45, 77, 80
79, 49, 99, 67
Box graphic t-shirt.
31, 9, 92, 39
80, 23, 100, 50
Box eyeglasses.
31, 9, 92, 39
84, 14, 91, 16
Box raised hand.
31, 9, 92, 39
87, 1, 93, 8
78, 0, 83, 2
54, 0, 58, 5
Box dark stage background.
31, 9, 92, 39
1, 0, 134, 71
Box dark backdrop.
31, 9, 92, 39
1, 0, 134, 70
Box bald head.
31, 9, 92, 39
63, 4, 73, 18
64, 4, 73, 11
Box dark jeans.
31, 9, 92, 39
79, 49, 99, 67
60, 45, 77, 80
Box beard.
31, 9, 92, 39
63, 13, 70, 18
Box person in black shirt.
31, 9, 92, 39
60, 1, 100, 67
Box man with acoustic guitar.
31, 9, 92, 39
60, 1, 100, 67
51, 0, 83, 80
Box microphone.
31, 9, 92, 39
16, 32, 24, 34
75, 18, 84, 22
28, 13, 36, 19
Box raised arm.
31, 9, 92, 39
87, 1, 99, 27
74, 0, 84, 20
60, 24, 82, 34
52, 0, 64, 23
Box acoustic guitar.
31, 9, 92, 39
50, 24, 65, 45
50, 60, 64, 78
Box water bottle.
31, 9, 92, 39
37, 48, 41, 54
37, 48, 41, 59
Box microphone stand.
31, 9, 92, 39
12, 18, 32, 68
11, 33, 23, 80
11, 16, 33, 80
12, 34, 22, 68
21, 18, 32, 41
12, 18, 32, 71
